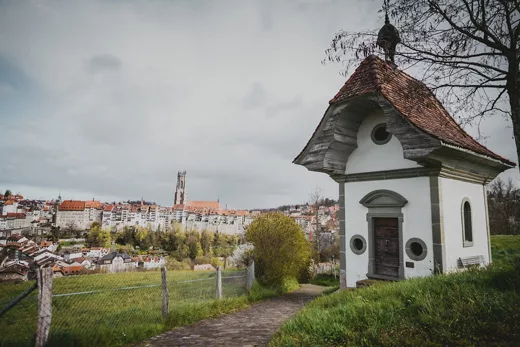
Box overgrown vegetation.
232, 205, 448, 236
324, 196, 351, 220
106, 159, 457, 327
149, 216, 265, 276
271, 235, 520, 346
0, 270, 276, 347
246, 212, 311, 291
309, 274, 339, 287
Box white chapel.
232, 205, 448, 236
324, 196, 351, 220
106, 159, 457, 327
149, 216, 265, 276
294, 37, 515, 288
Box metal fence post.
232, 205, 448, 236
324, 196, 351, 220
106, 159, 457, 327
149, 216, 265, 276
216, 266, 222, 300
36, 266, 53, 347
246, 259, 255, 293
161, 266, 168, 319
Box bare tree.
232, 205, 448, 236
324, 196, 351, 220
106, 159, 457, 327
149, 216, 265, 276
65, 221, 78, 237
488, 177, 520, 235
325, 0, 519, 162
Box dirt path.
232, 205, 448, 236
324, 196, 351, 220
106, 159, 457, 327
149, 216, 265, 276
138, 284, 328, 347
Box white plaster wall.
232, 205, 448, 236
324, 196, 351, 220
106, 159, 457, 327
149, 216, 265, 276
56, 210, 89, 230
344, 177, 434, 288
440, 178, 489, 271
1, 205, 16, 214
345, 109, 421, 174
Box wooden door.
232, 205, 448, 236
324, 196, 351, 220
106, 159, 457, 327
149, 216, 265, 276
373, 218, 399, 278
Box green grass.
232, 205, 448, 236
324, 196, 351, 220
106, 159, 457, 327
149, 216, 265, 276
490, 234, 520, 267
270, 235, 520, 346
0, 269, 273, 347
309, 274, 340, 287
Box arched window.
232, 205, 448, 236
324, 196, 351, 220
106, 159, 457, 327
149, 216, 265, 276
462, 199, 473, 247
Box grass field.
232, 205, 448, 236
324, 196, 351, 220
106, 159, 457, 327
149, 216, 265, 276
270, 235, 520, 346
0, 269, 262, 347
490, 234, 520, 267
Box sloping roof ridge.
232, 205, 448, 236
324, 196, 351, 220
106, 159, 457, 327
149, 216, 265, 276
376, 62, 515, 166
329, 55, 379, 104
368, 54, 383, 90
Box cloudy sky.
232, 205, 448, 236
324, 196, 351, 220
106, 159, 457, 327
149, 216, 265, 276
0, 0, 518, 209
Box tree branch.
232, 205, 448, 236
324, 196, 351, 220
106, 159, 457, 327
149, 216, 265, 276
428, 0, 508, 52
398, 51, 508, 74
461, 0, 506, 47
399, 42, 499, 60
497, 0, 516, 47
433, 83, 506, 89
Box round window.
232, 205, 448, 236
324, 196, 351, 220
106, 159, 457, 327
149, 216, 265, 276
350, 235, 367, 255
371, 123, 392, 145
405, 238, 427, 261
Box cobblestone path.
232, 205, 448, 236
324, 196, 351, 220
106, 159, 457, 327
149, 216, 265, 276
139, 284, 328, 347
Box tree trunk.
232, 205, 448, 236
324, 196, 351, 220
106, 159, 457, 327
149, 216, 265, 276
511, 102, 520, 167
508, 57, 520, 168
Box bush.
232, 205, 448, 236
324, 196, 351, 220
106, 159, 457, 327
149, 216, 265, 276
247, 281, 281, 301
246, 212, 311, 290
166, 257, 191, 270
298, 259, 313, 284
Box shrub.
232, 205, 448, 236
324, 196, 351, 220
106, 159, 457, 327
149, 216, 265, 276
166, 257, 191, 270
246, 212, 311, 290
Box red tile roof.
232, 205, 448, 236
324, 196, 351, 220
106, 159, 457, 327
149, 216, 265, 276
59, 200, 86, 211
186, 201, 221, 210
330, 55, 514, 166
6, 213, 26, 219
85, 200, 103, 209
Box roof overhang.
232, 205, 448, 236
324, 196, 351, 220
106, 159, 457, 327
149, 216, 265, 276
293, 94, 514, 182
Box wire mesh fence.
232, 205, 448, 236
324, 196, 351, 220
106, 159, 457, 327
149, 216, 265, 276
0, 282, 39, 347
0, 266, 250, 347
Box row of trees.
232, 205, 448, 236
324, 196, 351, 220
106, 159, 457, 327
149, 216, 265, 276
86, 222, 240, 261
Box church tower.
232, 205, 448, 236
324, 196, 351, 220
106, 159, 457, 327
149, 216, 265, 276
174, 171, 187, 205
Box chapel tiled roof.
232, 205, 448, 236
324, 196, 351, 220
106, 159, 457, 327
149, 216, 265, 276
329, 55, 515, 166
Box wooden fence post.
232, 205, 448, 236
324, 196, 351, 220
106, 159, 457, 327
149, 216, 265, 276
36, 266, 53, 347
246, 259, 255, 294
161, 266, 168, 319
216, 266, 222, 300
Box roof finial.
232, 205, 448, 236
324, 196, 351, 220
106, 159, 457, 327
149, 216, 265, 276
384, 0, 389, 24
377, 0, 401, 65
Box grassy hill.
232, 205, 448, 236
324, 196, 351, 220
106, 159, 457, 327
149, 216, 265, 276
271, 235, 520, 346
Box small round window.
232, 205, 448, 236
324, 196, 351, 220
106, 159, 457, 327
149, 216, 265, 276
405, 238, 427, 261
350, 235, 367, 255
371, 123, 392, 145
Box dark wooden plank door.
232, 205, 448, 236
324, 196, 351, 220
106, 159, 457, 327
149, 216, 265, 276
374, 218, 399, 277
